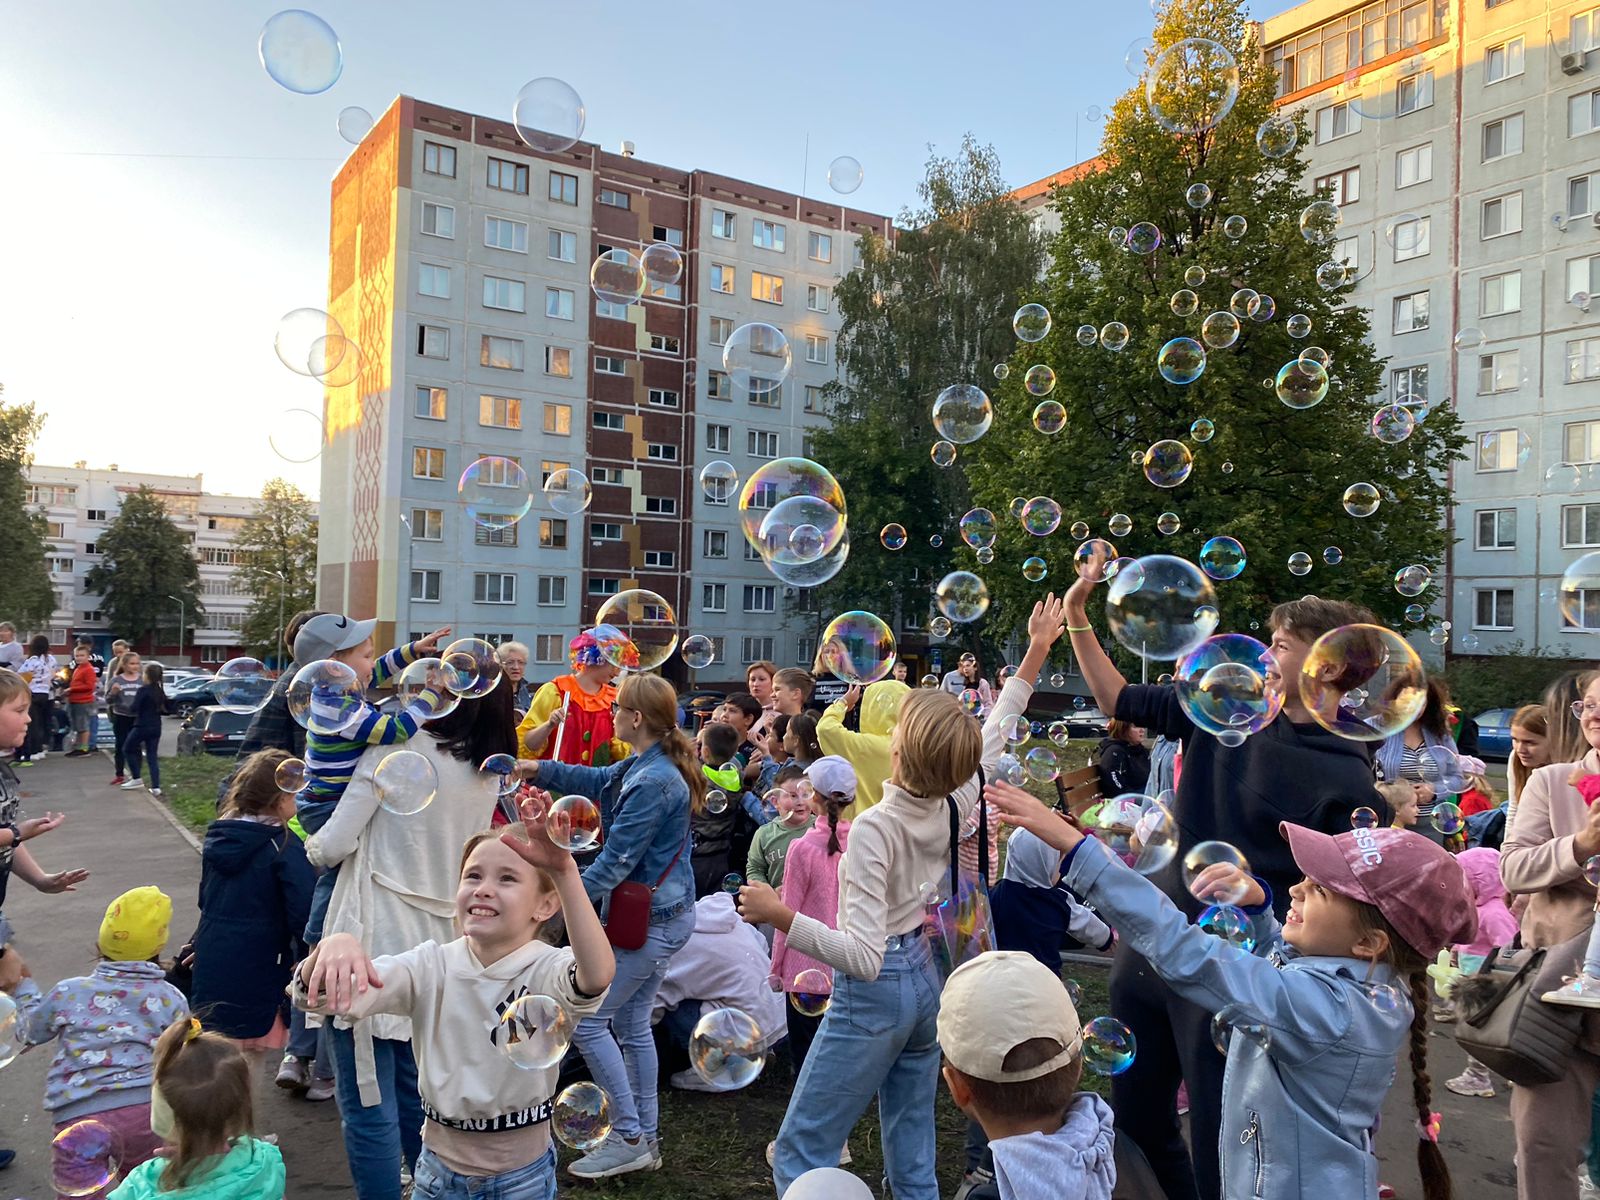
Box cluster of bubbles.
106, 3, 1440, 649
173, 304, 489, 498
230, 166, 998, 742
738, 457, 851, 588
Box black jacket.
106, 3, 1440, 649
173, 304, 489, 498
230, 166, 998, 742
1093, 737, 1152, 798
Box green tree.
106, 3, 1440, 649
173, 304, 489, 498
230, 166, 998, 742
84, 486, 203, 649
808, 134, 1048, 660
965, 0, 1466, 641
233, 480, 319, 662
0, 394, 57, 631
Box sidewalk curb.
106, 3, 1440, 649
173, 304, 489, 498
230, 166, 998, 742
101, 748, 203, 854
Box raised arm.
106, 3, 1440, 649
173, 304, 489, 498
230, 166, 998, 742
519, 755, 623, 804
1063, 556, 1129, 716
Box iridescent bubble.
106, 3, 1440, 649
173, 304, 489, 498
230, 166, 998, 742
1157, 338, 1207, 385
1024, 746, 1061, 782
460, 456, 534, 530
1222, 214, 1248, 240
1175, 635, 1283, 736
738, 458, 846, 554
1300, 624, 1427, 742
1199, 536, 1246, 581
1316, 261, 1348, 289
1404, 603, 1427, 623
1108, 513, 1133, 537
1432, 800, 1466, 837
1351, 807, 1379, 830
1287, 552, 1313, 576
820, 612, 897, 685
1100, 322, 1130, 352
288, 660, 364, 734
1184, 265, 1207, 287
275, 307, 346, 378
396, 657, 462, 721
880, 523, 908, 550
337, 106, 373, 145
1075, 539, 1118, 582
958, 688, 982, 715
1083, 1017, 1137, 1076
1023, 556, 1049, 583
1248, 295, 1276, 322
641, 242, 684, 287
1286, 313, 1312, 339
1384, 213, 1426, 253
1229, 289, 1258, 319
546, 794, 602, 852
960, 508, 998, 549
1184, 841, 1253, 904
1298, 346, 1332, 369
1323, 546, 1343, 566
1108, 225, 1129, 245
721, 872, 745, 895
1190, 418, 1215, 442
1143, 440, 1194, 488
790, 968, 833, 1017
930, 616, 954, 638
1024, 365, 1058, 398
1212, 1011, 1273, 1055
212, 657, 274, 715
1198, 904, 1257, 952
759, 495, 844, 565
1186, 182, 1213, 209
1126, 222, 1163, 254
1072, 324, 1098, 348
699, 459, 739, 500
51, 1119, 121, 1198
1032, 400, 1067, 433
931, 441, 957, 467
936, 572, 990, 623
1145, 38, 1240, 135
1170, 289, 1200, 317
993, 362, 1011, 381
933, 384, 993, 443
827, 155, 864, 194
723, 323, 792, 394
1453, 326, 1486, 352
975, 546, 994, 565
375, 749, 439, 817
512, 77, 586, 152
1021, 496, 1063, 537
1560, 552, 1600, 630
705, 789, 729, 814
1584, 855, 1600, 887
1106, 554, 1217, 660
1013, 303, 1052, 343
1256, 113, 1298, 158
1156, 512, 1182, 536
593, 590, 679, 671
590, 248, 646, 306
1341, 483, 1380, 518
1220, 461, 1234, 474
258, 9, 343, 94
543, 467, 592, 515
274, 757, 309, 793
497, 993, 573, 1070
1368, 982, 1404, 1013
1201, 311, 1240, 349
1070, 521, 1091, 542
1275, 360, 1329, 409
1394, 564, 1432, 597
1547, 462, 1584, 491
690, 1006, 766, 1090
553, 1082, 613, 1151
1299, 200, 1342, 244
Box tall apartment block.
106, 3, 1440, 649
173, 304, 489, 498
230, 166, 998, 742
315, 97, 892, 684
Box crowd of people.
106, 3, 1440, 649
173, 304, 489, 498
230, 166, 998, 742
0, 579, 1597, 1200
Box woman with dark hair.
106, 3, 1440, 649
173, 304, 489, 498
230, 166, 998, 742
16, 634, 56, 765
1093, 719, 1151, 797
301, 682, 517, 1200
940, 652, 993, 710
1375, 676, 1459, 845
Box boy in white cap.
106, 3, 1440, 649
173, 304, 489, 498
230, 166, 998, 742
938, 951, 1116, 1200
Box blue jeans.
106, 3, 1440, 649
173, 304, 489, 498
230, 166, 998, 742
773, 932, 942, 1200
573, 906, 694, 1142
658, 998, 703, 1052
411, 1146, 555, 1200
327, 1025, 424, 1200
124, 729, 160, 789
286, 1005, 333, 1080
305, 868, 338, 944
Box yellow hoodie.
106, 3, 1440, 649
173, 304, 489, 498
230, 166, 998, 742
817, 679, 910, 818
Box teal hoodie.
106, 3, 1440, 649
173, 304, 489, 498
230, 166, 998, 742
110, 1138, 285, 1200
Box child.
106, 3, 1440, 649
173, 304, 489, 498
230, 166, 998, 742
694, 721, 742, 897
1443, 846, 1520, 1096
772, 668, 815, 718
293, 798, 614, 1199
191, 750, 314, 1059
989, 825, 1114, 967
815, 678, 912, 817
753, 713, 792, 795
1454, 757, 1496, 816
108, 1018, 286, 1199
938, 951, 1115, 1200
783, 713, 823, 773
1377, 780, 1420, 830
65, 643, 98, 757
1541, 770, 1600, 1009
747, 765, 815, 890
738, 597, 1066, 1199
0, 668, 86, 938
986, 780, 1477, 1199
10, 887, 190, 1196
17, 632, 57, 765
105, 652, 144, 786
119, 664, 169, 797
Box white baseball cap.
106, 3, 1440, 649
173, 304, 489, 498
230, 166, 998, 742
804, 755, 856, 801
937, 951, 1082, 1083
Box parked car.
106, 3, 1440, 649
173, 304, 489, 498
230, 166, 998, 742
161, 668, 209, 698
170, 675, 221, 717
1473, 707, 1516, 761
678, 690, 727, 731
176, 706, 250, 756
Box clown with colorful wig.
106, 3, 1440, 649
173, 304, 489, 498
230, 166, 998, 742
515, 628, 630, 766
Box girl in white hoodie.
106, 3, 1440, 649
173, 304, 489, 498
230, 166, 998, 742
295, 794, 615, 1200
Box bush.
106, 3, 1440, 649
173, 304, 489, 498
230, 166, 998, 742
1444, 642, 1592, 716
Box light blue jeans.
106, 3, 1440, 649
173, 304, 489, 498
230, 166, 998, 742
573, 906, 694, 1142
772, 931, 942, 1200
411, 1146, 555, 1200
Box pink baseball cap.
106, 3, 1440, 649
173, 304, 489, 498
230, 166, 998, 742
1279, 823, 1477, 959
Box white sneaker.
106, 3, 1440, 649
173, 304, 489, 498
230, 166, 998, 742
1445, 1066, 1495, 1097
120, 778, 144, 790
149, 787, 163, 798
566, 1131, 657, 1179
1542, 975, 1600, 1009
668, 1068, 725, 1093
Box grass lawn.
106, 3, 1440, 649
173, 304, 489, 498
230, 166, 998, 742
157, 750, 233, 833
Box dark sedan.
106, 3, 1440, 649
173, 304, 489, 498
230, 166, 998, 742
1474, 708, 1515, 761
177, 706, 250, 755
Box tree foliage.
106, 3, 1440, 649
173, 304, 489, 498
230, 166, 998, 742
84, 486, 203, 649
0, 395, 57, 632
234, 480, 319, 660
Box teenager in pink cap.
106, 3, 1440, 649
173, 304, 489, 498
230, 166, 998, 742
986, 779, 1475, 1200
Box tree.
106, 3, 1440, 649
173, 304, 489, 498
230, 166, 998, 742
964, 0, 1466, 643
0, 394, 57, 632
808, 135, 1048, 662
234, 479, 319, 662
84, 486, 203, 650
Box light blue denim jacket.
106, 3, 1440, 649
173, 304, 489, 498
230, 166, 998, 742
534, 742, 694, 922
1064, 839, 1411, 1200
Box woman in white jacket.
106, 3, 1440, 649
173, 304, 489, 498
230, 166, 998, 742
303, 686, 518, 1200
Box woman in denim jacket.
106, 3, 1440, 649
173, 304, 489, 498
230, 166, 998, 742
988, 781, 1475, 1200
517, 672, 700, 1181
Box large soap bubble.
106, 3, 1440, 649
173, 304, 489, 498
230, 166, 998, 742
689, 1006, 766, 1090
374, 749, 439, 816
1560, 552, 1600, 631
1020, 496, 1063, 536
1146, 38, 1240, 135
337, 106, 373, 144
258, 10, 343, 94
1175, 635, 1284, 737
1013, 303, 1052, 343
1275, 360, 1329, 409
460, 456, 533, 530
212, 657, 274, 715
1143, 440, 1194, 488
1299, 200, 1343, 244
936, 572, 990, 623
827, 155, 864, 194
1199, 536, 1247, 581
52, 1119, 122, 1198
820, 612, 897, 685
724, 323, 792, 395
932, 385, 993, 444
553, 1082, 613, 1151
641, 242, 684, 287
275, 307, 346, 377
768, 528, 851, 588
699, 460, 739, 500
759, 495, 845, 565
590, 248, 646, 306
441, 637, 503, 699
1106, 555, 1219, 661
1200, 311, 1240, 349
738, 458, 846, 556
594, 590, 679, 671
1257, 113, 1298, 158
287, 660, 364, 734
1083, 1017, 1137, 1076
496, 993, 573, 1069
1157, 338, 1206, 385
396, 657, 461, 721
959, 508, 998, 549
1342, 482, 1381, 518
1300, 624, 1427, 742
543, 468, 592, 515
512, 78, 586, 153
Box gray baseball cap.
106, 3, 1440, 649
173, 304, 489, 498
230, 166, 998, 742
293, 613, 377, 664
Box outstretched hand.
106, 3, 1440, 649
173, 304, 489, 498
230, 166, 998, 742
1026, 594, 1066, 647
412, 626, 454, 656
500, 791, 583, 875
984, 780, 1083, 854
1189, 864, 1265, 909
302, 933, 382, 1013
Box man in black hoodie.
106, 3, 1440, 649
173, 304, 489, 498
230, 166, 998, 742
1059, 583, 1389, 1200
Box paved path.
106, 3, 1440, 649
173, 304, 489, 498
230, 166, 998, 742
0, 751, 1522, 1198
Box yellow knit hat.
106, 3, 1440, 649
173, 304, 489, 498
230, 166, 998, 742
98, 886, 172, 962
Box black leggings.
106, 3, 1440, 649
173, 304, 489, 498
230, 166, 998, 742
110, 714, 136, 774
21, 694, 51, 759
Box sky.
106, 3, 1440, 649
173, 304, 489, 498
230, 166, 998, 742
0, 0, 1302, 500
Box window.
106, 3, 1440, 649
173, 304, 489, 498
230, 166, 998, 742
1571, 172, 1598, 218
547, 229, 576, 262
1474, 589, 1514, 630
742, 637, 775, 664
543, 403, 572, 435
1393, 290, 1429, 333
1569, 89, 1600, 137
1481, 192, 1523, 238
479, 395, 522, 429
1482, 114, 1524, 161
592, 411, 625, 431
538, 519, 567, 549
1567, 420, 1600, 463
646, 443, 678, 462
45, 521, 65, 539
470, 455, 523, 488
1478, 351, 1521, 395
588, 578, 621, 597
1562, 589, 1600, 631
487, 157, 528, 194
647, 388, 680, 408
595, 354, 626, 375
473, 573, 516, 604
414, 386, 447, 419
652, 225, 684, 246
709, 317, 733, 345
702, 583, 726, 612
549, 171, 578, 204
752, 219, 785, 251
808, 231, 832, 262
1395, 143, 1432, 188
743, 585, 776, 613
711, 265, 734, 294
598, 187, 630, 209
805, 335, 829, 364
1568, 255, 1600, 302
475, 523, 518, 547
48, 555, 73, 574
707, 370, 732, 400
751, 272, 784, 304
703, 529, 727, 558
595, 298, 630, 320
1392, 365, 1428, 401
418, 264, 451, 298
1396, 70, 1434, 115
482, 276, 526, 312
1576, 7, 1600, 53
412, 447, 445, 479
648, 334, 682, 355
537, 576, 567, 606
644, 496, 677, 515
484, 217, 528, 253
643, 549, 676, 569
1481, 271, 1521, 316
421, 202, 454, 238
480, 335, 524, 371
1317, 101, 1361, 142
806, 285, 829, 313
1333, 235, 1359, 275
1314, 166, 1360, 206
1475, 509, 1516, 550
747, 430, 780, 458
1568, 337, 1600, 382
545, 288, 574, 321
417, 324, 449, 359
410, 508, 443, 541
647, 278, 682, 301
590, 467, 620, 484
712, 209, 736, 240
805, 385, 827, 414
591, 521, 623, 541
539, 460, 569, 486
1484, 38, 1524, 82
423, 141, 456, 177
1391, 215, 1430, 261
410, 570, 441, 602
1476, 429, 1523, 472
533, 635, 563, 664
749, 382, 783, 407
85, 509, 106, 522
706, 424, 731, 453
1563, 503, 1600, 548
544, 346, 571, 377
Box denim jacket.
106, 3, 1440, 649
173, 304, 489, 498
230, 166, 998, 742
534, 742, 694, 922
1065, 839, 1411, 1200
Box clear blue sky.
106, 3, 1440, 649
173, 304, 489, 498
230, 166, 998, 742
0, 0, 1301, 499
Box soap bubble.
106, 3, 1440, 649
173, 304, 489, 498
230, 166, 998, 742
1171, 289, 1200, 317
1047, 720, 1070, 745
396, 657, 462, 721
1126, 222, 1164, 254
258, 9, 343, 94
820, 612, 896, 685
724, 323, 792, 394
880, 523, 907, 550
706, 790, 729, 815
699, 459, 739, 500
993, 362, 1010, 381
1083, 1017, 1137, 1076
1342, 483, 1381, 518
1075, 539, 1118, 582
790, 968, 833, 1016
1584, 855, 1600, 887
460, 456, 534, 530
960, 509, 998, 549
1201, 311, 1240, 349
337, 106, 373, 144
738, 458, 846, 555
1076, 324, 1098, 346
52, 1119, 122, 1197
1100, 322, 1130, 352
1184, 265, 1207, 287
1175, 635, 1283, 737
641, 242, 684, 287
1108, 513, 1133, 537
1256, 113, 1298, 158
497, 994, 573, 1069
1024, 365, 1058, 397
269, 406, 325, 464
681, 635, 716, 670
0, 992, 17, 1069
1220, 461, 1234, 474
1368, 982, 1404, 1013
689, 1007, 766, 1090
936, 572, 990, 623
1286, 313, 1312, 339
1143, 440, 1194, 488
1106, 555, 1218, 660
1431, 800, 1466, 837
1212, 1011, 1272, 1055
1275, 360, 1329, 409
1404, 603, 1427, 623
722, 872, 744, 894
958, 688, 982, 715
827, 155, 864, 194
594, 591, 679, 672
1198, 904, 1257, 952
1070, 521, 1091, 542
1157, 338, 1207, 385
1018, 746, 1059, 783
759, 495, 844, 565
1323, 546, 1343, 565
212, 657, 274, 715
1022, 556, 1048, 583
1125, 35, 1156, 73
1371, 405, 1417, 444
375, 750, 439, 817
1227, 289, 1258, 320
1299, 200, 1342, 244
546, 795, 602, 852
933, 384, 993, 444
553, 1082, 613, 1150
931, 441, 957, 467
1287, 552, 1313, 576
543, 468, 592, 515
590, 248, 646, 306
288, 660, 364, 734
440, 637, 503, 700
1032, 400, 1067, 433
1316, 261, 1348, 289
1222, 215, 1248, 240
1146, 38, 1240, 135
1300, 624, 1427, 742
1109, 226, 1129, 245
1184, 841, 1253, 904
930, 616, 953, 638
1190, 417, 1215, 442
1199, 536, 1247, 581
1013, 303, 1052, 343
1186, 182, 1213, 209
512, 77, 586, 152
1021, 497, 1063, 537
1394, 565, 1432, 597
1548, 462, 1584, 491
1156, 512, 1182, 537
1384, 213, 1426, 253
1351, 807, 1380, 830
274, 757, 309, 793
1249, 295, 1276, 322
1559, 552, 1600, 630
275, 307, 346, 377
1453, 327, 1486, 352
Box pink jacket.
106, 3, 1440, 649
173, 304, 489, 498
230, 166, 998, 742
1452, 847, 1521, 956
770, 819, 850, 992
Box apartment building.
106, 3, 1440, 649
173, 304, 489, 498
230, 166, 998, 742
314, 97, 892, 684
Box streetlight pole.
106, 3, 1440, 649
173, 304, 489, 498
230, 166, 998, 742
272, 570, 288, 669
167, 595, 185, 665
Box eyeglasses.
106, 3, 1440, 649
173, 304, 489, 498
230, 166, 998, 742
1572, 701, 1600, 719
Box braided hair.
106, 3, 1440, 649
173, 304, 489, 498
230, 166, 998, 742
820, 789, 849, 857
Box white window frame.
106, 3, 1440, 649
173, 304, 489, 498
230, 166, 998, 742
703, 529, 728, 558
591, 411, 624, 431
1395, 143, 1432, 188
1476, 428, 1522, 473
486, 157, 529, 195
544, 346, 571, 378
752, 219, 786, 251
547, 229, 577, 262
1314, 165, 1360, 206
711, 264, 734, 295
1393, 290, 1430, 334
1392, 215, 1430, 261
536, 576, 567, 607
747, 430, 780, 458
751, 271, 784, 305
643, 549, 676, 569
1396, 70, 1434, 116
742, 585, 776, 614
484, 217, 528, 254
808, 231, 832, 262
414, 385, 446, 420
711, 210, 736, 240
418, 263, 451, 299
590, 521, 623, 541
1484, 38, 1524, 83
742, 637, 775, 665
1568, 255, 1600, 303
598, 188, 631, 209
410, 570, 441, 603
545, 288, 575, 321
480, 335, 524, 371
1562, 503, 1600, 549
646, 443, 678, 462
421, 202, 454, 239
1392, 364, 1429, 401
1481, 271, 1521, 317
473, 573, 516, 605
1474, 508, 1516, 551
702, 583, 727, 613
1568, 336, 1600, 382
806, 285, 829, 313
478, 394, 522, 429
412, 447, 445, 480
1567, 419, 1600, 463
549, 171, 578, 205
1477, 350, 1521, 395
1482, 113, 1524, 162
543, 403, 572, 435
707, 370, 732, 400
1568, 89, 1600, 138
647, 388, 680, 408
643, 496, 677, 515
422, 141, 456, 178
1316, 101, 1361, 143
1481, 192, 1524, 239
804, 334, 828, 364
1570, 171, 1598, 218
1473, 589, 1514, 631
482, 276, 526, 313
595, 354, 627, 376
709, 317, 733, 345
